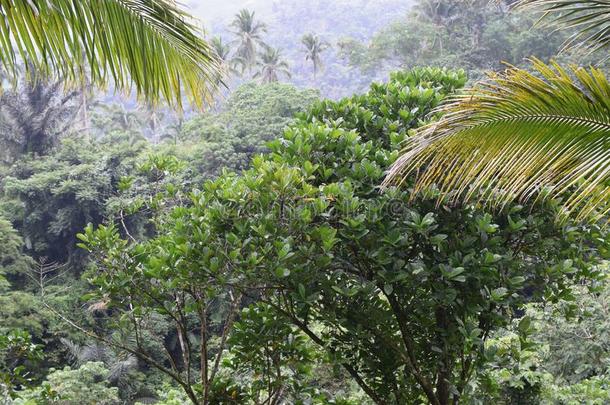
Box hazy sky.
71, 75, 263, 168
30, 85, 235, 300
187, 0, 274, 26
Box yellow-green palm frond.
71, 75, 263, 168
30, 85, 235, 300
0, 0, 223, 110
384, 59, 610, 223
514, 0, 610, 53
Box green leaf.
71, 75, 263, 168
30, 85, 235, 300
0, 0, 223, 110
275, 267, 290, 278
383, 283, 394, 295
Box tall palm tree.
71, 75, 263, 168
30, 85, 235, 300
211, 37, 241, 77
302, 33, 330, 80
230, 9, 269, 74
385, 0, 610, 223
0, 0, 222, 110
253, 48, 291, 84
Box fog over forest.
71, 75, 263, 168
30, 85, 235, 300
189, 0, 414, 98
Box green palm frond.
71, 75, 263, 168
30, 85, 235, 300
514, 0, 610, 53
384, 59, 610, 223
0, 0, 223, 110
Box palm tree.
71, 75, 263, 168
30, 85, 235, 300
254, 48, 292, 84
137, 103, 167, 142
92, 104, 143, 136
211, 37, 232, 65
211, 37, 241, 77
302, 33, 330, 80
230, 9, 269, 74
384, 1, 610, 223
0, 72, 80, 159
0, 0, 222, 110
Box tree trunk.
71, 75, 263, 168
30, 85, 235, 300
435, 305, 452, 405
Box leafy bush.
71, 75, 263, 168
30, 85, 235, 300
15, 362, 119, 405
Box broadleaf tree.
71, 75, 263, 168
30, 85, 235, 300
81, 68, 608, 405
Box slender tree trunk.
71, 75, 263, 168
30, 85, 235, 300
81, 86, 90, 140
435, 306, 452, 405
199, 301, 209, 405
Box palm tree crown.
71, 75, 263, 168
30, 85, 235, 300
0, 0, 223, 110
254, 48, 291, 84
211, 37, 232, 63
302, 33, 330, 79
0, 73, 80, 159
211, 36, 241, 77
230, 9, 269, 73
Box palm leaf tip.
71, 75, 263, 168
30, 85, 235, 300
384, 59, 610, 223
0, 0, 224, 110
513, 0, 610, 53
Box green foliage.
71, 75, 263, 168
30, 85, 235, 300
226, 303, 316, 402
0, 280, 92, 381
470, 275, 610, 404
166, 82, 319, 183
339, 0, 583, 79
2, 135, 148, 266
1, 2, 605, 404
0, 217, 33, 291
547, 377, 610, 405
16, 362, 120, 405
82, 67, 607, 404
135, 386, 191, 405
531, 281, 610, 384
0, 330, 42, 401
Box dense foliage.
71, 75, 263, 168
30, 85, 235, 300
78, 68, 607, 404
1, 1, 609, 404
338, 0, 595, 80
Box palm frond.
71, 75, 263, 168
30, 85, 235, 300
108, 354, 137, 383
384, 59, 610, 223
0, 0, 223, 110
60, 337, 84, 365
79, 342, 110, 364
60, 338, 110, 365
514, 0, 610, 53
